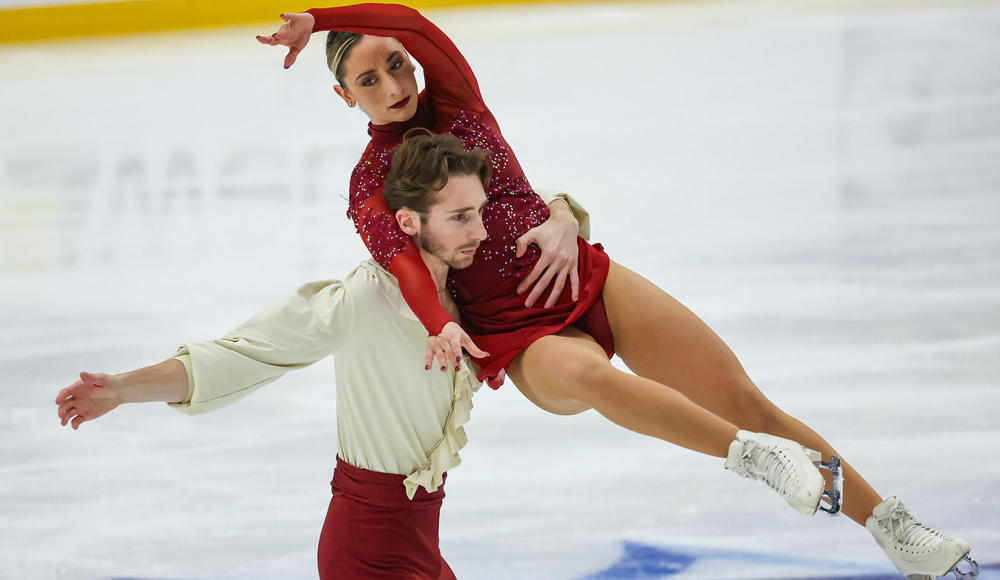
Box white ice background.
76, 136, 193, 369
1, 1, 998, 578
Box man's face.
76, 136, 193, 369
415, 173, 489, 270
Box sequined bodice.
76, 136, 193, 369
348, 107, 549, 302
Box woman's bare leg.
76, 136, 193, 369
601, 260, 882, 525
508, 327, 740, 457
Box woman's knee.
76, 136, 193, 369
508, 372, 591, 416
558, 356, 619, 404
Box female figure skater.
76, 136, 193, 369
256, 5, 978, 578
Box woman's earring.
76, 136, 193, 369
347, 99, 356, 108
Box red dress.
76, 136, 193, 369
308, 3, 614, 386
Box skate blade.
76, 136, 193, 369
948, 554, 980, 580
905, 553, 980, 580
817, 455, 842, 516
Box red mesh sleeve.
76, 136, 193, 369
388, 246, 454, 336
348, 166, 453, 335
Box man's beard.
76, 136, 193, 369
417, 229, 477, 270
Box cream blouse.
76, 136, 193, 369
167, 189, 590, 499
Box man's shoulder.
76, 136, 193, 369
287, 261, 387, 308
343, 259, 394, 292
342, 260, 412, 320
292, 260, 417, 328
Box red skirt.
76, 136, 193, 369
455, 238, 615, 388
318, 457, 455, 580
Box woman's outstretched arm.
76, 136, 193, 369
258, 6, 483, 110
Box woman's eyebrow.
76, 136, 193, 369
354, 51, 404, 82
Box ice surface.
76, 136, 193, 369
1, 1, 998, 578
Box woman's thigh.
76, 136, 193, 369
601, 260, 779, 427
507, 326, 614, 416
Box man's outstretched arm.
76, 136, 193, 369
55, 360, 189, 430
56, 278, 354, 427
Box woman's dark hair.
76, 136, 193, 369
384, 128, 491, 215
326, 31, 363, 85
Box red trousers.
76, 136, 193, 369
318, 457, 456, 579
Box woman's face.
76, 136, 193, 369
336, 36, 419, 125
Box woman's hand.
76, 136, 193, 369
515, 200, 580, 308
255, 12, 316, 69
55, 372, 124, 430
425, 322, 489, 372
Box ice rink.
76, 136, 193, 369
2, 0, 999, 578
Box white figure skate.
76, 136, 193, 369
866, 496, 979, 580
724, 430, 842, 516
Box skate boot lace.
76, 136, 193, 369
743, 444, 799, 498
885, 502, 946, 550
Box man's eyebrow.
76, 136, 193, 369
449, 206, 476, 214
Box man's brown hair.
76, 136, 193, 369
384, 129, 491, 216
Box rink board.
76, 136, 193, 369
0, 0, 994, 43
0, 0, 640, 44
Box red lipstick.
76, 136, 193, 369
390, 96, 411, 110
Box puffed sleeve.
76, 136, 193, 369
535, 188, 592, 241
168, 279, 353, 415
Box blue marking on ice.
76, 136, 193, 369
580, 542, 698, 579
578, 542, 1000, 580
104, 553, 1000, 580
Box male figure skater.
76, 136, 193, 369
54, 170, 589, 578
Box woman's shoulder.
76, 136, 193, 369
350, 142, 394, 181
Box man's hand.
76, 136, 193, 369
256, 12, 316, 69
55, 372, 124, 430
54, 360, 189, 430
425, 322, 489, 372
515, 199, 580, 308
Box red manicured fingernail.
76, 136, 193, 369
454, 365, 459, 372
425, 365, 430, 370
440, 366, 446, 372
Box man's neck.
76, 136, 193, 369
419, 248, 449, 292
